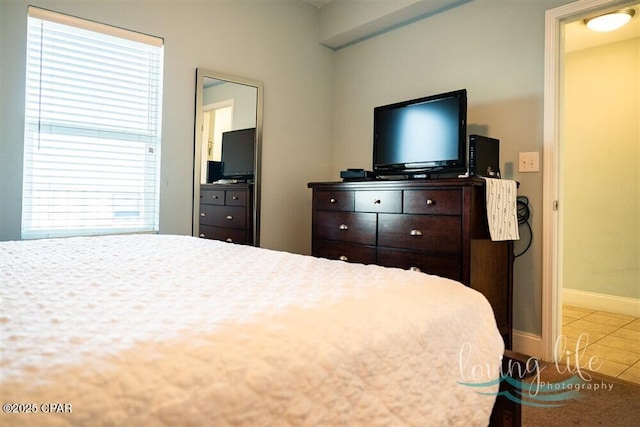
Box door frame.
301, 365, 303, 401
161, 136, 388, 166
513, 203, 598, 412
541, 0, 632, 362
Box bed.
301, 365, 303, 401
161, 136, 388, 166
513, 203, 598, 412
0, 234, 504, 426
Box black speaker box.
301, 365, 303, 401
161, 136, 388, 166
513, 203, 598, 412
207, 161, 223, 183
469, 135, 500, 178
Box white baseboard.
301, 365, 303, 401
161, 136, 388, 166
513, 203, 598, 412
563, 288, 640, 317
512, 330, 542, 359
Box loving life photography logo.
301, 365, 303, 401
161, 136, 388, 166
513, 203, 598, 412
457, 334, 614, 408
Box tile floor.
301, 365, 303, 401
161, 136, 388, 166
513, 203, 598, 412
561, 305, 640, 385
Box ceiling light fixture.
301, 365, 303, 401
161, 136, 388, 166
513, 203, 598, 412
584, 8, 635, 32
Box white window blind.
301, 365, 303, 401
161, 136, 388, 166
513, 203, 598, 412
22, 7, 164, 239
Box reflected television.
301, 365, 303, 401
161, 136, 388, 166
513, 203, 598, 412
220, 128, 256, 181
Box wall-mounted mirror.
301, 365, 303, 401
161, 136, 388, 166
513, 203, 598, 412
193, 68, 263, 246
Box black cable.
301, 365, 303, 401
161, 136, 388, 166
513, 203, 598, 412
515, 196, 532, 258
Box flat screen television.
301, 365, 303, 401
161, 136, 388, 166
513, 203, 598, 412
373, 89, 467, 176
220, 127, 256, 180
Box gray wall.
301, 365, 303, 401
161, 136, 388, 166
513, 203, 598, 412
203, 81, 258, 131
0, 0, 334, 255
330, 0, 572, 335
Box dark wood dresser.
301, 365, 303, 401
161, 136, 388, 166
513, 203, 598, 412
199, 183, 253, 245
308, 178, 513, 348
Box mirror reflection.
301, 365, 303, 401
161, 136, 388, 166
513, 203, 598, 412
200, 78, 257, 184
193, 69, 262, 246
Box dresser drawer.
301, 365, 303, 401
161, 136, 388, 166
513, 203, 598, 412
377, 248, 462, 281
354, 190, 402, 213
225, 190, 247, 206
313, 211, 376, 245
403, 189, 461, 215
198, 224, 247, 244
313, 240, 377, 264
200, 189, 225, 205
378, 214, 461, 253
200, 205, 246, 228
314, 190, 355, 211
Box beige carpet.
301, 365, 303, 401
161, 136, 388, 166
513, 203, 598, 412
521, 362, 640, 426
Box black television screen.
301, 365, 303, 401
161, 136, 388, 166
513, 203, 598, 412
221, 128, 256, 180
373, 89, 467, 176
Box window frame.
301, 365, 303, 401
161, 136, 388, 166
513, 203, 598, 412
21, 6, 164, 240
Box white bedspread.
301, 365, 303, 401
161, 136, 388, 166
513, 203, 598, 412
0, 234, 503, 426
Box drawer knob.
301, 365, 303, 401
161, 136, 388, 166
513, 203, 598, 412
410, 266, 421, 272
338, 255, 348, 261
330, 198, 337, 204
426, 199, 434, 205
226, 215, 233, 220
200, 212, 206, 217
410, 229, 423, 236
232, 196, 239, 200
226, 238, 233, 243
373, 199, 381, 204
339, 224, 349, 230
199, 233, 205, 238
212, 195, 219, 199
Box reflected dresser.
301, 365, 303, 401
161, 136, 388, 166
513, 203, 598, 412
199, 183, 253, 245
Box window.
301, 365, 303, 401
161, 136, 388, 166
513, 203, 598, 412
22, 7, 164, 239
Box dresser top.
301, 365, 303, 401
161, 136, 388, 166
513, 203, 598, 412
307, 177, 488, 190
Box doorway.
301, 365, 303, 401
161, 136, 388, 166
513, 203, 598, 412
543, 0, 640, 362
200, 101, 233, 184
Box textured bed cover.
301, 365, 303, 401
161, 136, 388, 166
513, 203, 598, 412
0, 234, 503, 426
